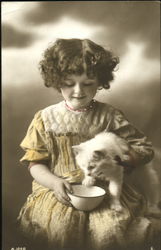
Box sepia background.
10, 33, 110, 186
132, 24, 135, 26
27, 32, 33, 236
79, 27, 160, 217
2, 1, 160, 249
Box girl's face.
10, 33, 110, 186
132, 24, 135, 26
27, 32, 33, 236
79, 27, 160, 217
60, 73, 99, 109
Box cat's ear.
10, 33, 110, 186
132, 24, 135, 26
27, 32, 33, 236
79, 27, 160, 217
114, 155, 122, 164
72, 145, 82, 155
92, 150, 105, 161
115, 137, 129, 154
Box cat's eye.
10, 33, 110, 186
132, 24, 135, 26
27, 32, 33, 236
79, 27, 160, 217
87, 165, 95, 170
97, 172, 103, 176
93, 150, 105, 160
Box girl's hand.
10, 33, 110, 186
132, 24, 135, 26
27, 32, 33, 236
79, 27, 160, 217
52, 176, 73, 206
29, 163, 73, 206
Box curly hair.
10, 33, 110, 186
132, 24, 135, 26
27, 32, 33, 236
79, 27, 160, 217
39, 38, 119, 91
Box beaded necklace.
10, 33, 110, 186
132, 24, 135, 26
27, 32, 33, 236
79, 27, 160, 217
65, 99, 96, 113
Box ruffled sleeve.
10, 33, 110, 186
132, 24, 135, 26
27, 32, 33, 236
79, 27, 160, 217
20, 111, 50, 164
110, 109, 154, 165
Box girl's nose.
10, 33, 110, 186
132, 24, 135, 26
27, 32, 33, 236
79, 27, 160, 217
74, 83, 84, 95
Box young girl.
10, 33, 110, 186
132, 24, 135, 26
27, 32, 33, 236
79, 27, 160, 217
17, 39, 159, 250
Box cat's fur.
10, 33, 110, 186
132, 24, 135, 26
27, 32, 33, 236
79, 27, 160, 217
72, 132, 161, 214
72, 132, 130, 211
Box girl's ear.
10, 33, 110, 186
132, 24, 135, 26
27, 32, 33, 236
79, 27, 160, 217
72, 145, 82, 155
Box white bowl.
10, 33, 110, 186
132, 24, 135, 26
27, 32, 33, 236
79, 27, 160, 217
67, 184, 106, 211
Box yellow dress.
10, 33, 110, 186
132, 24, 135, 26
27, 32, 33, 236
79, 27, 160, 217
17, 100, 156, 250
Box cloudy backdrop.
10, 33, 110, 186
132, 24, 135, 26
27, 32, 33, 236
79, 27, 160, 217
2, 1, 160, 248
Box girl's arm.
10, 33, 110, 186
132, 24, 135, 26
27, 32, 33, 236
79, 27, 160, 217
29, 163, 73, 205
110, 109, 154, 169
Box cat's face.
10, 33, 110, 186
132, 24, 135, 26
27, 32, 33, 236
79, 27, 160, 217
72, 144, 116, 178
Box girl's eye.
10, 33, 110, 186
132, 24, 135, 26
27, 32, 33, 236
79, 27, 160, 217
62, 80, 96, 87
83, 82, 94, 86
63, 82, 74, 87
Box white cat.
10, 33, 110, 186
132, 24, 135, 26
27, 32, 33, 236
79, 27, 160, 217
72, 132, 161, 214
72, 132, 130, 212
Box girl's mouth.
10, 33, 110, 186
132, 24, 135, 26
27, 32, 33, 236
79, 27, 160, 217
72, 96, 86, 99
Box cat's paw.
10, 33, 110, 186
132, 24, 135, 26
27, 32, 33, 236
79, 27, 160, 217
110, 202, 123, 212
82, 176, 95, 186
